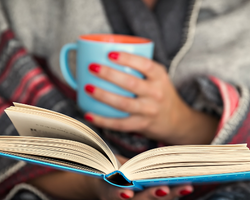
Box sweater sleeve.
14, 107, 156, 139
178, 75, 250, 145
0, 4, 80, 199
208, 77, 250, 145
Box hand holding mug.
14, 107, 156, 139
60, 34, 218, 145
84, 52, 218, 145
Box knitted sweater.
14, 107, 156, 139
1, 0, 250, 199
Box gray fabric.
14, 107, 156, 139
198, 181, 250, 200
3, 0, 250, 90
1, 0, 112, 83
178, 77, 223, 115
171, 0, 250, 90
102, 0, 191, 68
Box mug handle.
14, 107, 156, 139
60, 43, 77, 90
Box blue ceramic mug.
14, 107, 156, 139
60, 34, 154, 118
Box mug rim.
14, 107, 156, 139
79, 34, 152, 44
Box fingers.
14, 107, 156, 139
99, 180, 134, 200
99, 176, 193, 200
108, 51, 166, 80
84, 84, 141, 114
84, 84, 158, 116
101, 185, 193, 200
132, 186, 170, 200
131, 185, 193, 200
106, 188, 134, 200
166, 185, 193, 199
89, 63, 149, 96
119, 189, 134, 200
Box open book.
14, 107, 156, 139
1, 103, 250, 190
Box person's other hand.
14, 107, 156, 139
96, 179, 193, 200
84, 52, 218, 145
95, 154, 193, 200
29, 155, 193, 200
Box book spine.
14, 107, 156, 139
104, 171, 143, 190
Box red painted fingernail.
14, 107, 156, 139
84, 114, 93, 122
120, 192, 130, 199
180, 189, 192, 196
108, 52, 119, 60
155, 189, 168, 197
89, 63, 101, 73
84, 84, 95, 93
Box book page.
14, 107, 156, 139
120, 144, 250, 180
128, 164, 250, 180
120, 144, 247, 170
0, 150, 103, 175
0, 136, 115, 174
5, 104, 119, 169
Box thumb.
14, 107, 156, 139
115, 154, 129, 165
